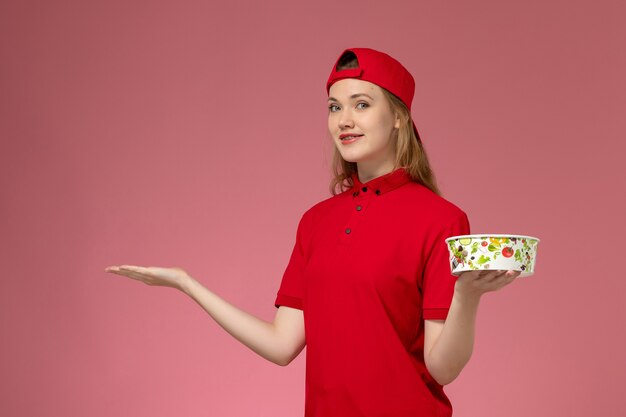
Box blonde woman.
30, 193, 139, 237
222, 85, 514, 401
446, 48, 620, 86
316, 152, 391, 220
106, 47, 519, 417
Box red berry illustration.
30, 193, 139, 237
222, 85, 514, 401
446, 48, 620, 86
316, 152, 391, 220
481, 241, 488, 247
502, 247, 514, 258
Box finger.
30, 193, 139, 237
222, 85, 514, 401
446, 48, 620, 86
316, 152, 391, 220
119, 265, 140, 271
110, 267, 148, 280
484, 270, 508, 283
508, 271, 521, 282
120, 265, 153, 275
105, 266, 128, 275
473, 270, 491, 281
469, 271, 495, 289
502, 270, 521, 280
122, 270, 151, 282
460, 270, 481, 280
476, 270, 497, 279
492, 271, 518, 289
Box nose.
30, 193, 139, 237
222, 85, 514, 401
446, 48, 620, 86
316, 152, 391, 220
339, 110, 354, 129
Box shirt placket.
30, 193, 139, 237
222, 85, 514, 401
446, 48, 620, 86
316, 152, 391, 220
339, 185, 377, 246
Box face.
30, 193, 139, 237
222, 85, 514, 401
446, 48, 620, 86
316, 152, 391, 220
327, 78, 400, 173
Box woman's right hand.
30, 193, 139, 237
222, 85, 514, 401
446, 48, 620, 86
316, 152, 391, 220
104, 265, 193, 291
105, 264, 306, 366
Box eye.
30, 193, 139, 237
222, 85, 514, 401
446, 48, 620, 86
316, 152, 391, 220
328, 104, 340, 112
356, 102, 369, 109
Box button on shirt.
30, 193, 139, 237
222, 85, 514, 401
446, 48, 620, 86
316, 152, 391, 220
275, 167, 471, 417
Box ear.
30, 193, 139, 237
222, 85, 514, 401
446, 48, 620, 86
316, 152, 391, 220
394, 114, 401, 129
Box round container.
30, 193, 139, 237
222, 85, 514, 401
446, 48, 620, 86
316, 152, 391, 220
445, 234, 540, 277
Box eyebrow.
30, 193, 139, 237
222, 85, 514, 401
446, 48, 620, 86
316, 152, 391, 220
327, 93, 375, 102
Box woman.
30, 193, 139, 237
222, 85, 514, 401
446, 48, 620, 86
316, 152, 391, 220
105, 47, 520, 417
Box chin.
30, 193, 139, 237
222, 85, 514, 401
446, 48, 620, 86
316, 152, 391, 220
334, 146, 363, 163
337, 152, 364, 163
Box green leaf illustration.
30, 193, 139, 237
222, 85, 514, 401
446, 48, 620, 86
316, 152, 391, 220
477, 255, 490, 265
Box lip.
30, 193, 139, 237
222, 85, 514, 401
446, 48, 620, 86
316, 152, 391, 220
339, 133, 364, 139
340, 135, 363, 145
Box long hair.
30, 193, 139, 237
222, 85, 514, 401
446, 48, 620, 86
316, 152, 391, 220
328, 52, 442, 197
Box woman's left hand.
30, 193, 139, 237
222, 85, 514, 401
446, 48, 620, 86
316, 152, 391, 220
454, 269, 521, 300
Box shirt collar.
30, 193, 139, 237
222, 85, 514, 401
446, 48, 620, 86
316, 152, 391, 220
350, 167, 412, 197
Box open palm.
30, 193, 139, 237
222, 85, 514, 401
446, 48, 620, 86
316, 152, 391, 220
455, 269, 520, 298
104, 265, 191, 290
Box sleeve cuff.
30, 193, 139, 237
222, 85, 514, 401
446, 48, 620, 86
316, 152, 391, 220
423, 308, 449, 320
274, 294, 303, 310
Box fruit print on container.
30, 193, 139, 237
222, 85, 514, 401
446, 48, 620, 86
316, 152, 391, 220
445, 234, 540, 277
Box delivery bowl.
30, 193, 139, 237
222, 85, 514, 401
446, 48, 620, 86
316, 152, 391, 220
445, 234, 540, 277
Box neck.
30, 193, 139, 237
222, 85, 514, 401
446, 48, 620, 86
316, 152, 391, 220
356, 160, 396, 183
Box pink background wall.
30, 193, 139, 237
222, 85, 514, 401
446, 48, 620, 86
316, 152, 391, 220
1, 0, 624, 416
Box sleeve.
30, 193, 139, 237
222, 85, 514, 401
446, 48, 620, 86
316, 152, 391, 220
422, 210, 471, 320
273, 212, 309, 310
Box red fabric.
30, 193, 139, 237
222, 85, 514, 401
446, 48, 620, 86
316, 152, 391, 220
326, 48, 415, 111
274, 167, 470, 417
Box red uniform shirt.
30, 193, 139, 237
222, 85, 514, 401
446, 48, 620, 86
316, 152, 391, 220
274, 167, 470, 417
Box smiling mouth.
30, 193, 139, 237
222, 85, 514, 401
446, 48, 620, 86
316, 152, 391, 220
340, 135, 364, 144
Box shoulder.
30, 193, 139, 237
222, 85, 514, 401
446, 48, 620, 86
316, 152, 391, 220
402, 182, 469, 223
294, 189, 351, 230
302, 188, 351, 217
